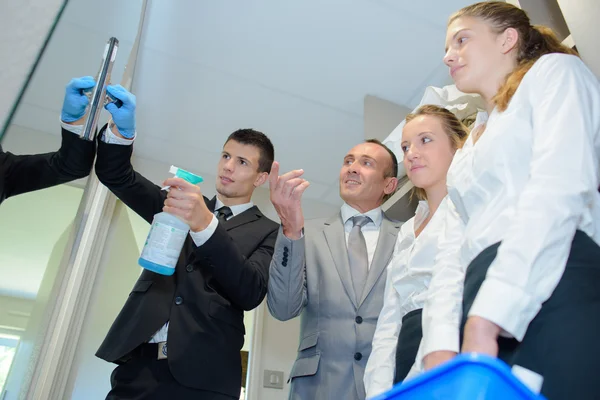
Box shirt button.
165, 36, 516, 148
185, 264, 194, 273
355, 316, 363, 324
174, 296, 183, 305
354, 352, 362, 361
282, 261, 288, 267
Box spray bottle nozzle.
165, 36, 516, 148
161, 165, 204, 191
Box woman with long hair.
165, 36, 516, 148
421, 2, 600, 398
364, 105, 468, 398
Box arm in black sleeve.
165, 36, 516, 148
1, 128, 96, 200
94, 125, 165, 223
195, 223, 278, 311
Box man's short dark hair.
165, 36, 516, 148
226, 129, 275, 173
365, 139, 398, 178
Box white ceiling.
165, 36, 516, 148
2, 0, 479, 299
10, 0, 473, 207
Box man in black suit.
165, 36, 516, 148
88, 84, 278, 399
0, 77, 97, 204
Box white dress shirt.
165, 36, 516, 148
418, 113, 487, 361
340, 203, 384, 270
364, 198, 448, 398
422, 53, 600, 361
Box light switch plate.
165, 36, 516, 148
263, 369, 285, 389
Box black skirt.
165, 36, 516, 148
461, 230, 600, 400
393, 308, 423, 384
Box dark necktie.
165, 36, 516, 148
348, 215, 371, 303
217, 206, 233, 222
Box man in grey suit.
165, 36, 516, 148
267, 139, 401, 400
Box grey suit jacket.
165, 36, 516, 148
267, 211, 401, 400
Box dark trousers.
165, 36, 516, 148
393, 308, 423, 384
106, 344, 237, 400
461, 230, 600, 400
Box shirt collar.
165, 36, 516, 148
413, 200, 430, 231
215, 197, 254, 217
341, 203, 383, 227
463, 111, 489, 149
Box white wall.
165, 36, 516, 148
364, 95, 411, 143
0, 296, 33, 337
252, 303, 301, 400
519, 0, 571, 40
557, 0, 600, 77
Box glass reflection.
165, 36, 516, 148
0, 0, 144, 398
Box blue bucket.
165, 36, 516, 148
370, 353, 546, 400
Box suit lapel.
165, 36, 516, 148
358, 217, 401, 306
323, 213, 358, 309
206, 196, 261, 231
222, 206, 261, 231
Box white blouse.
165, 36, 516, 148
421, 53, 600, 361
364, 198, 448, 398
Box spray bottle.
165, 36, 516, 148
138, 165, 203, 275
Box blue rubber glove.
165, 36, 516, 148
61, 76, 96, 122
105, 85, 136, 139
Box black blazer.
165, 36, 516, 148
93, 129, 278, 398
0, 129, 95, 204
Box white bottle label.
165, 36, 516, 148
140, 221, 188, 268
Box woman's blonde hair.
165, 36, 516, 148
449, 1, 578, 112
404, 105, 469, 200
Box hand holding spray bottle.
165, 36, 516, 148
138, 165, 203, 275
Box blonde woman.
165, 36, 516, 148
364, 105, 468, 398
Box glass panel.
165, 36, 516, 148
0, 0, 70, 143
0, 0, 143, 398
0, 186, 84, 397
0, 335, 19, 394
65, 206, 147, 399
